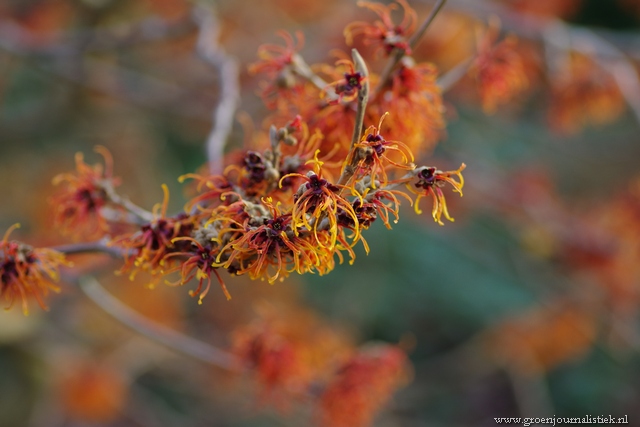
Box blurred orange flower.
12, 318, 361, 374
485, 300, 597, 375
51, 146, 122, 240
344, 0, 417, 56
0, 224, 70, 314
319, 344, 411, 427
469, 21, 528, 114
548, 54, 625, 134
58, 359, 129, 423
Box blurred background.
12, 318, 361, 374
1, 0, 640, 426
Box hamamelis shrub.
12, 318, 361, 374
0, 1, 470, 423
7, 0, 638, 425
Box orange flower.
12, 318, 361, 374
349, 113, 415, 189
232, 303, 352, 404
115, 185, 195, 283
548, 54, 625, 134
179, 172, 233, 215
484, 299, 597, 375
234, 322, 303, 398
372, 59, 445, 154
406, 164, 466, 225
216, 198, 331, 283
354, 187, 413, 230
51, 145, 121, 239
58, 359, 128, 423
162, 236, 231, 302
250, 30, 306, 109
283, 152, 359, 251
469, 22, 528, 114
324, 59, 367, 104
344, 0, 417, 56
319, 344, 411, 427
0, 224, 70, 314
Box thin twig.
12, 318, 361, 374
0, 17, 194, 57
505, 367, 554, 418
350, 49, 369, 150
104, 186, 154, 223
53, 238, 127, 258
193, 4, 240, 175
437, 55, 475, 93
372, 0, 448, 99
291, 53, 330, 93
79, 276, 240, 371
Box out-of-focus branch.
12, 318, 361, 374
79, 276, 240, 371
373, 0, 448, 99
291, 54, 330, 94
193, 4, 240, 175
53, 239, 127, 258
0, 27, 210, 121
104, 186, 155, 223
505, 367, 554, 418
437, 55, 474, 92
0, 16, 194, 57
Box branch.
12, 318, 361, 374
53, 239, 127, 258
193, 4, 240, 175
103, 186, 154, 224
291, 53, 331, 94
372, 0, 448, 99
437, 55, 474, 93
505, 367, 554, 418
79, 276, 240, 371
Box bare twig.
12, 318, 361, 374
53, 238, 127, 258
505, 367, 554, 418
193, 4, 240, 175
350, 49, 370, 150
291, 53, 330, 94
373, 0, 448, 99
103, 186, 154, 223
0, 16, 194, 57
79, 276, 240, 371
437, 55, 475, 92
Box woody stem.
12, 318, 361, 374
104, 185, 154, 223
53, 239, 127, 258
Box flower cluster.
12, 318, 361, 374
257, 0, 449, 162
31, 0, 467, 309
